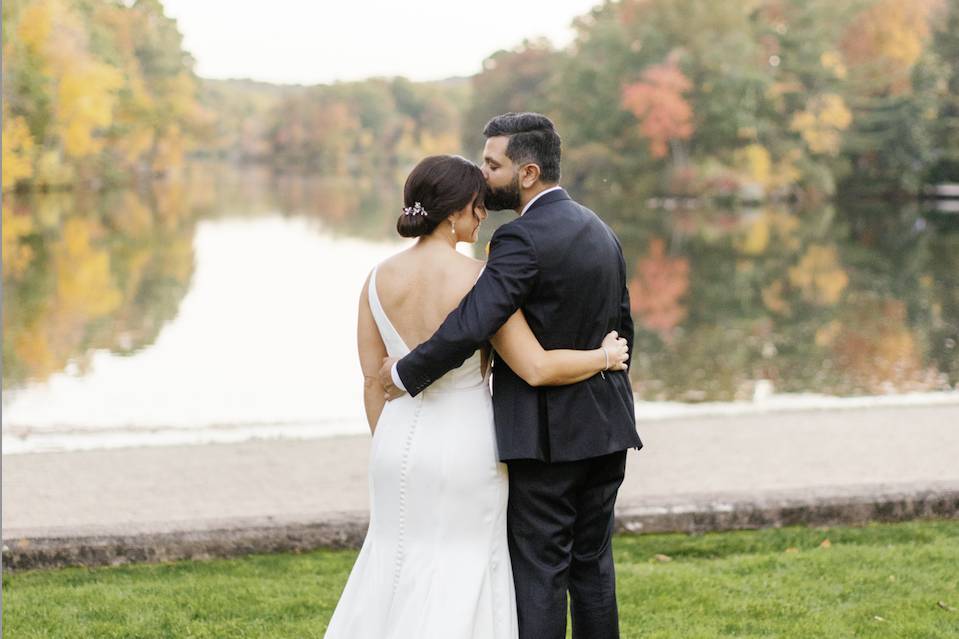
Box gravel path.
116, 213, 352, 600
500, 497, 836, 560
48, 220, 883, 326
4, 403, 957, 537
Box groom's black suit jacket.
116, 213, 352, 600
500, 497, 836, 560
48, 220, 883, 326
396, 188, 643, 463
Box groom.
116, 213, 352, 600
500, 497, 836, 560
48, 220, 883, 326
380, 112, 642, 639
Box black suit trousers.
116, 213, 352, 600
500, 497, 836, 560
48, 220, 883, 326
506, 450, 627, 639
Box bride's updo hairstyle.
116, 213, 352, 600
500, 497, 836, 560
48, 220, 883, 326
397, 155, 487, 238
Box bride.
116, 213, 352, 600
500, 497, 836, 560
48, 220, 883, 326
324, 155, 628, 639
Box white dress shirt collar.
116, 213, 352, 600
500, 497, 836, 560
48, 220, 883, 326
520, 185, 563, 216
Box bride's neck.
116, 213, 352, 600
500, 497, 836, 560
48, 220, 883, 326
416, 228, 457, 251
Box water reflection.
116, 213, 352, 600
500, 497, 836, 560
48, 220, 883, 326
2, 163, 957, 451
2, 183, 201, 391
603, 201, 959, 401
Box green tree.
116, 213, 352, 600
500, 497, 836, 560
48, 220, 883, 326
927, 0, 959, 181
461, 39, 559, 156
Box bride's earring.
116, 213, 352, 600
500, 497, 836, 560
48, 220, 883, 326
449, 218, 456, 237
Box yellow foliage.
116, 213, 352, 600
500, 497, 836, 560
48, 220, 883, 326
6, 0, 201, 184
830, 297, 927, 392
165, 73, 200, 120
10, 323, 60, 382
841, 0, 936, 94
58, 61, 123, 158
15, 0, 54, 58
734, 144, 771, 186
818, 94, 853, 129
862, 0, 930, 68
738, 208, 801, 257
819, 51, 847, 79
2, 110, 35, 189
2, 205, 36, 279
33, 191, 70, 230
769, 149, 803, 192
791, 94, 853, 156
34, 149, 75, 188
788, 244, 849, 305
54, 218, 122, 317
738, 215, 770, 255
113, 127, 155, 166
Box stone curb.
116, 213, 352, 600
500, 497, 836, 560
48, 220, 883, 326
614, 484, 959, 534
4, 485, 958, 572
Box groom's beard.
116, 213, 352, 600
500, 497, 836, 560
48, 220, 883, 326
483, 173, 521, 212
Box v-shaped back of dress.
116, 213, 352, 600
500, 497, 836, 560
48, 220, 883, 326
329, 265, 514, 639
369, 266, 411, 359
368, 265, 487, 391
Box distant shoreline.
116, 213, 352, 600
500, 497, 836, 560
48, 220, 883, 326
4, 390, 957, 456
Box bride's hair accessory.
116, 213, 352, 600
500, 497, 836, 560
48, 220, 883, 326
403, 201, 428, 216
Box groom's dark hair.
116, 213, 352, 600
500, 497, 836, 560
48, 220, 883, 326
483, 112, 561, 183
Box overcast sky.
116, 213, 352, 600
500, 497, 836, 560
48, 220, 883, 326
161, 0, 599, 85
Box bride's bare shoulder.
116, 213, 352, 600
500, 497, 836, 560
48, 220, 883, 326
447, 254, 486, 297
454, 253, 486, 277
373, 249, 416, 285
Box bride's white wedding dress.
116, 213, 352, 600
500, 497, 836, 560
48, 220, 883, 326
324, 266, 518, 639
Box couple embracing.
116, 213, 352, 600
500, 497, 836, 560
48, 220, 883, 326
325, 112, 643, 639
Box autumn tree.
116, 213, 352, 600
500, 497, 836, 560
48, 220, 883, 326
838, 0, 941, 196
1, 0, 205, 191
621, 56, 694, 163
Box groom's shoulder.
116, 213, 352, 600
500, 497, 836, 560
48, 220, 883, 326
554, 199, 625, 252
491, 215, 534, 241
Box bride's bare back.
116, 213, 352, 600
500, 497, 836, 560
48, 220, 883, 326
374, 246, 484, 349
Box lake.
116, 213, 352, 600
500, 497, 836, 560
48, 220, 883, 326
3, 163, 957, 453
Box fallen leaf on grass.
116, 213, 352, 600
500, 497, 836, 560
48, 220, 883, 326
873, 616, 886, 622
938, 601, 956, 612
819, 539, 832, 549
654, 554, 672, 562
784, 547, 800, 554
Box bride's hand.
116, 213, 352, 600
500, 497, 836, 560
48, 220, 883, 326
601, 331, 629, 371
379, 357, 406, 401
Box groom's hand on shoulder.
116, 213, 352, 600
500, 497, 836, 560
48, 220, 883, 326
379, 357, 406, 401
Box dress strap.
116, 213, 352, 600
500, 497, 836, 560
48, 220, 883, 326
369, 266, 411, 356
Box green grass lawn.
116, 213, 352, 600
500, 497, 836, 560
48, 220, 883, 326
3, 520, 958, 638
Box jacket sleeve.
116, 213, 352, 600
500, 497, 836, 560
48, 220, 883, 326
619, 275, 635, 370
613, 231, 634, 370
396, 223, 538, 396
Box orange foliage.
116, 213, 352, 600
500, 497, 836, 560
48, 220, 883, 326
622, 59, 695, 158
629, 237, 690, 336
841, 0, 938, 94
824, 297, 930, 392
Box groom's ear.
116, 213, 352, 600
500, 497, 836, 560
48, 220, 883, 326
520, 162, 542, 189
